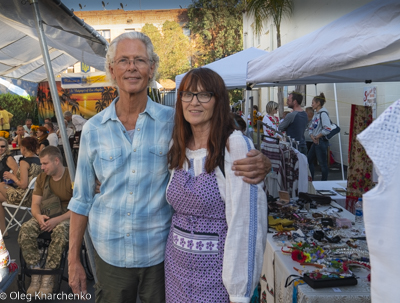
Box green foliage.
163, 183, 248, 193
188, 0, 244, 66
228, 89, 243, 105
0, 93, 39, 128
142, 21, 191, 81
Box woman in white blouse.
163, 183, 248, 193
165, 68, 267, 303
262, 101, 280, 140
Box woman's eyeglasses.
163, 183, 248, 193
179, 91, 214, 103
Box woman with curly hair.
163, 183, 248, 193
0, 137, 41, 236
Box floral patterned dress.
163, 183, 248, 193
6, 157, 41, 206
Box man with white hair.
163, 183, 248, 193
63, 111, 86, 143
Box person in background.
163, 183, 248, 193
308, 93, 332, 181
44, 122, 58, 147
262, 101, 280, 139
23, 119, 33, 136
18, 146, 72, 297
57, 119, 75, 166
67, 31, 270, 303
278, 91, 308, 155
165, 68, 267, 302
12, 125, 29, 146
232, 113, 247, 134
304, 107, 314, 153
37, 126, 49, 153
0, 137, 41, 236
0, 137, 18, 183
0, 106, 13, 132
63, 111, 86, 144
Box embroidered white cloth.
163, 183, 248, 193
357, 99, 400, 303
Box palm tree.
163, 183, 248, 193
246, 0, 293, 117
112, 87, 119, 99
60, 88, 72, 111
70, 99, 80, 114
102, 87, 114, 105
95, 99, 107, 113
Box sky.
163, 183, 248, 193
66, 0, 193, 12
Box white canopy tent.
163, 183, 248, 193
176, 47, 269, 89
246, 0, 400, 86
246, 0, 400, 180
0, 0, 108, 83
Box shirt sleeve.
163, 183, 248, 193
67, 126, 96, 216
278, 112, 296, 131
320, 112, 332, 136
222, 132, 268, 303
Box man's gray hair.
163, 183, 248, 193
63, 111, 72, 118
105, 32, 160, 86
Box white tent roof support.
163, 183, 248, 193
0, 0, 108, 82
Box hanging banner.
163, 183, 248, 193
37, 78, 117, 122
61, 72, 113, 89
363, 86, 377, 107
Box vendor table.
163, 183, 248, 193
312, 180, 347, 208
260, 202, 370, 303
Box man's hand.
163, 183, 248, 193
69, 261, 88, 296
37, 214, 50, 230
42, 217, 60, 232
232, 149, 271, 184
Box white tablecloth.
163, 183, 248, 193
312, 180, 347, 208
261, 203, 370, 303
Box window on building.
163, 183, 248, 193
98, 29, 111, 43
67, 66, 74, 73
125, 28, 135, 32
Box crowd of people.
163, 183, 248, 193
0, 30, 338, 302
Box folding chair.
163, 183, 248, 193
2, 177, 37, 234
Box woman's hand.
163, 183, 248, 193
311, 134, 319, 145
3, 171, 14, 181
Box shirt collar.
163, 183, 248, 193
101, 96, 158, 124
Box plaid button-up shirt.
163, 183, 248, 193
69, 97, 175, 267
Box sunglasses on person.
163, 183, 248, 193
0, 145, 6, 148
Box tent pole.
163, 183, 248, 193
333, 83, 345, 180
245, 85, 252, 139
30, 0, 98, 284
30, 0, 75, 182
315, 84, 317, 96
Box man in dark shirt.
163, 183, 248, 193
278, 91, 308, 155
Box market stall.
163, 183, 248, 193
262, 196, 370, 303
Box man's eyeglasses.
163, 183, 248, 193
0, 145, 6, 148
113, 57, 152, 69
179, 91, 214, 103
